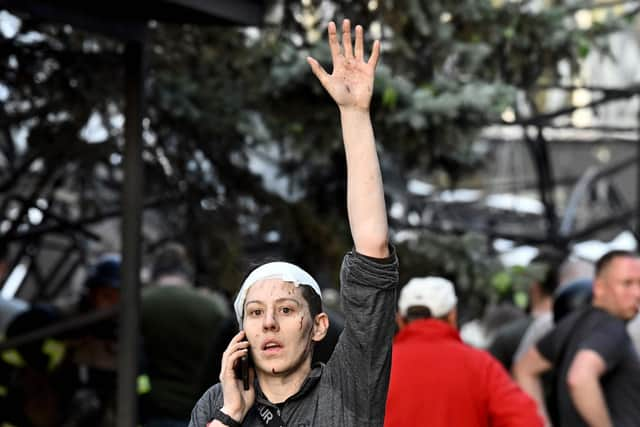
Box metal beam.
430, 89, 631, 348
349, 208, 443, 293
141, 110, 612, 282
0, 0, 265, 30
168, 0, 265, 25
637, 103, 640, 236
117, 36, 146, 427
523, 126, 559, 244
0, 306, 118, 351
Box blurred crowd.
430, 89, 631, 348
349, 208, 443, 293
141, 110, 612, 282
0, 242, 345, 427
1, 241, 639, 427
0, 243, 237, 427
383, 249, 640, 427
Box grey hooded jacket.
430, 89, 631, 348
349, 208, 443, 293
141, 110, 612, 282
188, 248, 398, 427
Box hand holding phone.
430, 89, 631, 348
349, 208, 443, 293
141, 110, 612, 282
220, 330, 255, 424
234, 337, 252, 390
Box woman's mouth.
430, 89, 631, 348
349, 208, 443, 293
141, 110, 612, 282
262, 341, 283, 355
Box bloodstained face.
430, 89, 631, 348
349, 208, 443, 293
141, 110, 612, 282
594, 256, 640, 321
243, 279, 325, 378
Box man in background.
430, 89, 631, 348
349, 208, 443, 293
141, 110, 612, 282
514, 250, 640, 427
140, 242, 233, 427
385, 276, 542, 427
488, 253, 561, 371
65, 253, 122, 427
513, 255, 594, 365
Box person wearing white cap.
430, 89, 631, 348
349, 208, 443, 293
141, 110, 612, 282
189, 19, 398, 427
384, 277, 543, 427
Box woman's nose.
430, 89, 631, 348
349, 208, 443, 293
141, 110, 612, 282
262, 309, 279, 331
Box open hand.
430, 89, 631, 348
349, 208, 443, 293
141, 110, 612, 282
307, 19, 380, 112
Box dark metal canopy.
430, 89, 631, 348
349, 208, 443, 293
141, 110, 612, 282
1, 0, 265, 40
1, 0, 265, 26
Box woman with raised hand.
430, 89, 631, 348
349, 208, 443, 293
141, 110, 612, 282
189, 19, 398, 427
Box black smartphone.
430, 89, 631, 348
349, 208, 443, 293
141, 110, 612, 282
234, 337, 251, 390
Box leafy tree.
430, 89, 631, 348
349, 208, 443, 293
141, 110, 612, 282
0, 1, 635, 306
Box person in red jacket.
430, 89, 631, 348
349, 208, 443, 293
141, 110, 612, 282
384, 276, 543, 427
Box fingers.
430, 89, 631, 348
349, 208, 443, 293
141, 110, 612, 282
228, 330, 247, 347
321, 20, 379, 76
228, 344, 250, 371
368, 39, 380, 69
228, 340, 250, 357
306, 56, 330, 87
220, 331, 250, 379
327, 21, 340, 64
342, 19, 353, 59
354, 25, 364, 61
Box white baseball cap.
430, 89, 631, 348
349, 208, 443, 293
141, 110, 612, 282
234, 262, 322, 326
398, 276, 457, 318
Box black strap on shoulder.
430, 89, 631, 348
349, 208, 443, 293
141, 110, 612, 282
257, 404, 286, 427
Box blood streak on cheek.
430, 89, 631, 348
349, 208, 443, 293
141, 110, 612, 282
299, 316, 304, 330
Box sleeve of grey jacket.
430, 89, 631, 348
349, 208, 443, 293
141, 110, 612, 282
188, 384, 223, 427
326, 247, 398, 425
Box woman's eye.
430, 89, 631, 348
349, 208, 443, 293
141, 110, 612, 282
250, 309, 262, 316
281, 307, 292, 314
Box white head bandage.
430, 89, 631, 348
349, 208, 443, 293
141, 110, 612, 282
233, 262, 322, 326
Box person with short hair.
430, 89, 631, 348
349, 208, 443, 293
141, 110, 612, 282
141, 242, 233, 427
514, 250, 640, 427
488, 253, 563, 372
1, 303, 74, 427
384, 277, 542, 427
82, 253, 122, 312
65, 253, 123, 427
188, 19, 398, 427
510, 254, 564, 364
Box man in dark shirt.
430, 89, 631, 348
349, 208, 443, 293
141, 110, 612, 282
514, 250, 640, 427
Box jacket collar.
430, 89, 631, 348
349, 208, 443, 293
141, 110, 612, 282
254, 363, 324, 407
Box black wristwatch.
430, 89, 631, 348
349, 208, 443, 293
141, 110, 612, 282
212, 409, 242, 427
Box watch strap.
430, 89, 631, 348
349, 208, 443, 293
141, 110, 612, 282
212, 408, 242, 427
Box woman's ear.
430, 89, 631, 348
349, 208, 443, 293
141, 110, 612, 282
311, 312, 329, 342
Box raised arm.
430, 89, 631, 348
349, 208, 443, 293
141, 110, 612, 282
566, 350, 613, 427
307, 20, 388, 258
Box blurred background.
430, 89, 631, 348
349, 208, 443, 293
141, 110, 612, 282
2, 0, 640, 425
